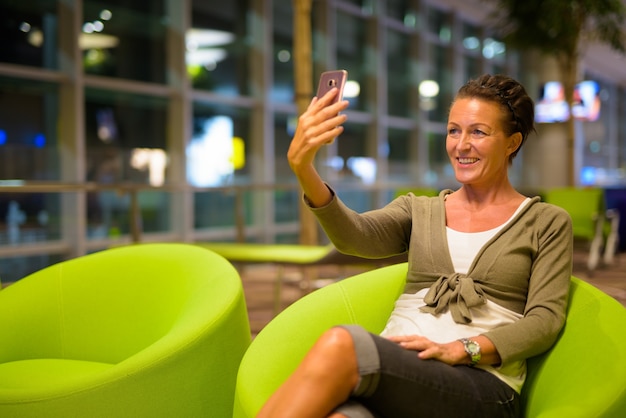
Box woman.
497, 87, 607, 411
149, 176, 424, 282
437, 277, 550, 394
258, 74, 573, 418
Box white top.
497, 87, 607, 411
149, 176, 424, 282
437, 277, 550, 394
380, 198, 531, 393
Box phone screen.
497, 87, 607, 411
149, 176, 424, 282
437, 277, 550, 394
316, 70, 348, 104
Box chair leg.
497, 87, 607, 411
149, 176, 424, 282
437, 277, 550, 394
273, 264, 284, 316
588, 214, 605, 271
604, 209, 620, 266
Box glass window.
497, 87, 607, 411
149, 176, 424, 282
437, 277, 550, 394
386, 0, 417, 25
423, 43, 453, 123
85, 88, 168, 238
190, 0, 251, 96
85, 88, 168, 183
337, 122, 368, 175
335, 11, 368, 112
0, 1, 59, 69
461, 22, 481, 55
428, 130, 454, 187
579, 79, 614, 185
464, 55, 481, 82
0, 191, 62, 245
388, 128, 411, 182
274, 188, 299, 223
426, 6, 450, 43
335, 123, 374, 212
387, 29, 411, 117
87, 188, 171, 239
194, 189, 237, 230
0, 253, 63, 284
275, 112, 297, 183
0, 76, 60, 181
191, 103, 252, 186
619, 88, 626, 175
82, 1, 167, 83
272, 0, 295, 104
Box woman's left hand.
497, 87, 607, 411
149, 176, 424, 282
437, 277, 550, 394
387, 335, 467, 366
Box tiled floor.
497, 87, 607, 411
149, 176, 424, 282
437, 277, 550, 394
240, 248, 626, 337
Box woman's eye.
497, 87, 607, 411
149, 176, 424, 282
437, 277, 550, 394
448, 128, 459, 135
472, 129, 486, 136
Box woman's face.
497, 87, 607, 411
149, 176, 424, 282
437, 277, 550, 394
446, 98, 520, 187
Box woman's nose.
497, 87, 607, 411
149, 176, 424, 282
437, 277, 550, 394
456, 134, 471, 149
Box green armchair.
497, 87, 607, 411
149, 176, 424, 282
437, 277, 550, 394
233, 263, 626, 417
0, 243, 251, 418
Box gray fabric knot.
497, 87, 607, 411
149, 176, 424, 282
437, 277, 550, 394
419, 274, 486, 324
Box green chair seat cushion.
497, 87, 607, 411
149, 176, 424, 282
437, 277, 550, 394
197, 243, 332, 264
0, 359, 113, 391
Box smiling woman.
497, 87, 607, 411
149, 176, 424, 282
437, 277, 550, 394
257, 74, 573, 418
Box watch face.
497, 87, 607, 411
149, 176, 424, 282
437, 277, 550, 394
467, 341, 479, 354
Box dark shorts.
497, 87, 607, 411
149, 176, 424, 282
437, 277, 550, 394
334, 325, 520, 418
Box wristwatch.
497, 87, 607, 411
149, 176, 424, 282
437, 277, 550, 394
459, 338, 481, 366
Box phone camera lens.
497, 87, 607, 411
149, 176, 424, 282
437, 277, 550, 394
328, 79, 337, 87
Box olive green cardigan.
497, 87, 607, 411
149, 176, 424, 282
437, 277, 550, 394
309, 189, 573, 366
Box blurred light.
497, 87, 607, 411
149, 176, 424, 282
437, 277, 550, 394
463, 36, 480, 50
403, 14, 417, 28
277, 49, 291, 62
83, 22, 95, 33
326, 156, 344, 171
419, 80, 439, 98
84, 48, 109, 66
187, 116, 235, 187
186, 49, 227, 67
96, 108, 117, 143
482, 38, 506, 59
439, 27, 451, 43
344, 80, 360, 98
186, 28, 234, 49
581, 166, 597, 185
185, 29, 233, 69
0, 130, 6, 145
34, 133, 45, 148
80, 33, 119, 49
287, 116, 298, 136
19, 22, 31, 32
92, 20, 104, 32
232, 137, 245, 170
100, 9, 112, 21
590, 141, 601, 153
27, 29, 43, 47
131, 148, 168, 187
347, 157, 377, 184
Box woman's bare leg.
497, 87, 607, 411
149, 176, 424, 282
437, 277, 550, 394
257, 327, 360, 418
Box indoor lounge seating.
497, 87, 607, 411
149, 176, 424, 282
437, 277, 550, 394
197, 242, 407, 314
543, 187, 619, 271
0, 243, 251, 417
233, 263, 626, 418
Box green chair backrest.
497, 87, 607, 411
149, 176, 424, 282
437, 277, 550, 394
543, 187, 604, 240
233, 263, 407, 417
521, 277, 626, 417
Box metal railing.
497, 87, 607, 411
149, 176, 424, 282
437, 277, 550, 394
0, 180, 406, 252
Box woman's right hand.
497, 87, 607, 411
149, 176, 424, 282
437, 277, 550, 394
287, 88, 349, 173
287, 88, 349, 208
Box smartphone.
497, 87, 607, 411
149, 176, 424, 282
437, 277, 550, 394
316, 70, 348, 104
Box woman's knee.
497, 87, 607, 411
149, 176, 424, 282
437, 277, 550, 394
311, 327, 355, 356
307, 327, 358, 373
